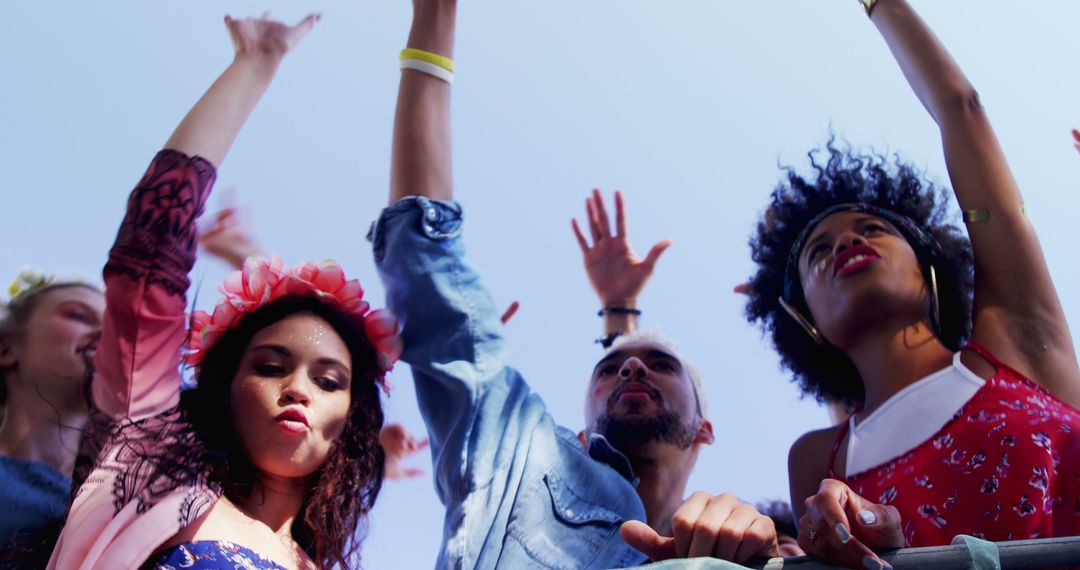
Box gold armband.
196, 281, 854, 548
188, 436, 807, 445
963, 205, 1027, 224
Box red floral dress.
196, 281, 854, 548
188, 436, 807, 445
829, 343, 1080, 546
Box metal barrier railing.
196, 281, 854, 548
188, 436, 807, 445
747, 536, 1080, 569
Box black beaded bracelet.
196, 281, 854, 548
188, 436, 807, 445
598, 307, 642, 317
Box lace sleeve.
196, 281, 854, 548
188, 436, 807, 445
91, 150, 216, 420
104, 149, 216, 294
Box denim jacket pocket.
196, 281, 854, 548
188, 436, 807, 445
505, 471, 622, 569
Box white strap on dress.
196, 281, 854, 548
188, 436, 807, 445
846, 352, 985, 477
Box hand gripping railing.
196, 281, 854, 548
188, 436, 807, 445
746, 536, 1080, 569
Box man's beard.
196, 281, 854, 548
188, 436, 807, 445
593, 409, 697, 451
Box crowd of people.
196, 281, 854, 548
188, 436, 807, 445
3, 0, 1079, 568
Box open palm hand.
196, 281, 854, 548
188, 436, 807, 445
572, 189, 671, 306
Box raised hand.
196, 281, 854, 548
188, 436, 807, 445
198, 203, 263, 270
798, 479, 903, 570
380, 423, 430, 480
571, 189, 671, 307
620, 492, 779, 563
164, 12, 319, 166
225, 12, 320, 63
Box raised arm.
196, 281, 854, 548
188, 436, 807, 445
868, 0, 1080, 404
571, 190, 671, 343
166, 14, 318, 167
94, 14, 317, 419
389, 0, 455, 203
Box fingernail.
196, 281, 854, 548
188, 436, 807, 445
835, 523, 851, 543
862, 556, 891, 570
858, 509, 877, 525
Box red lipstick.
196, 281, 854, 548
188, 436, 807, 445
833, 244, 881, 278
275, 408, 310, 434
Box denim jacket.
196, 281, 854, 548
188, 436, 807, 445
372, 197, 650, 570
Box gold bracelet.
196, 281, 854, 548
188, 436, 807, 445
963, 205, 1027, 224
963, 209, 990, 224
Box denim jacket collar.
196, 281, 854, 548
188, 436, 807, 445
587, 433, 640, 486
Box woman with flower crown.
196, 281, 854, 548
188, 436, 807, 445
47, 13, 401, 570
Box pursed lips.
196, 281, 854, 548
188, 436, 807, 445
275, 407, 311, 429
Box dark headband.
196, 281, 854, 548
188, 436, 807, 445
781, 203, 943, 302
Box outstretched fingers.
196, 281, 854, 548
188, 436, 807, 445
585, 197, 604, 242
571, 218, 591, 254
614, 190, 628, 237
643, 239, 673, 272
591, 188, 613, 238
286, 13, 320, 48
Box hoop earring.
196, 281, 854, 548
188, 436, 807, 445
778, 297, 824, 345
928, 264, 941, 334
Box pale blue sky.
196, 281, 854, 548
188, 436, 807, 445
4, 1, 1080, 568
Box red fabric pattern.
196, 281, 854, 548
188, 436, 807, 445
833, 344, 1080, 546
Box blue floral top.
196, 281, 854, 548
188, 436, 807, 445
142, 541, 288, 570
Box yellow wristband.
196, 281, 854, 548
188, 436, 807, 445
400, 48, 454, 73
860, 0, 879, 16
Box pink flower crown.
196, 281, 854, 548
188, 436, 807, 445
185, 256, 402, 393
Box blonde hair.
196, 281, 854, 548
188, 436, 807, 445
0, 279, 100, 405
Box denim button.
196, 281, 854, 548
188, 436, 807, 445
424, 224, 434, 234
565, 509, 574, 518
426, 208, 438, 221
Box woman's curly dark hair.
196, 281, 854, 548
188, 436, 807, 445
745, 139, 974, 405
180, 295, 385, 569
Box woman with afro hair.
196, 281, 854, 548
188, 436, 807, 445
745, 1, 1080, 567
